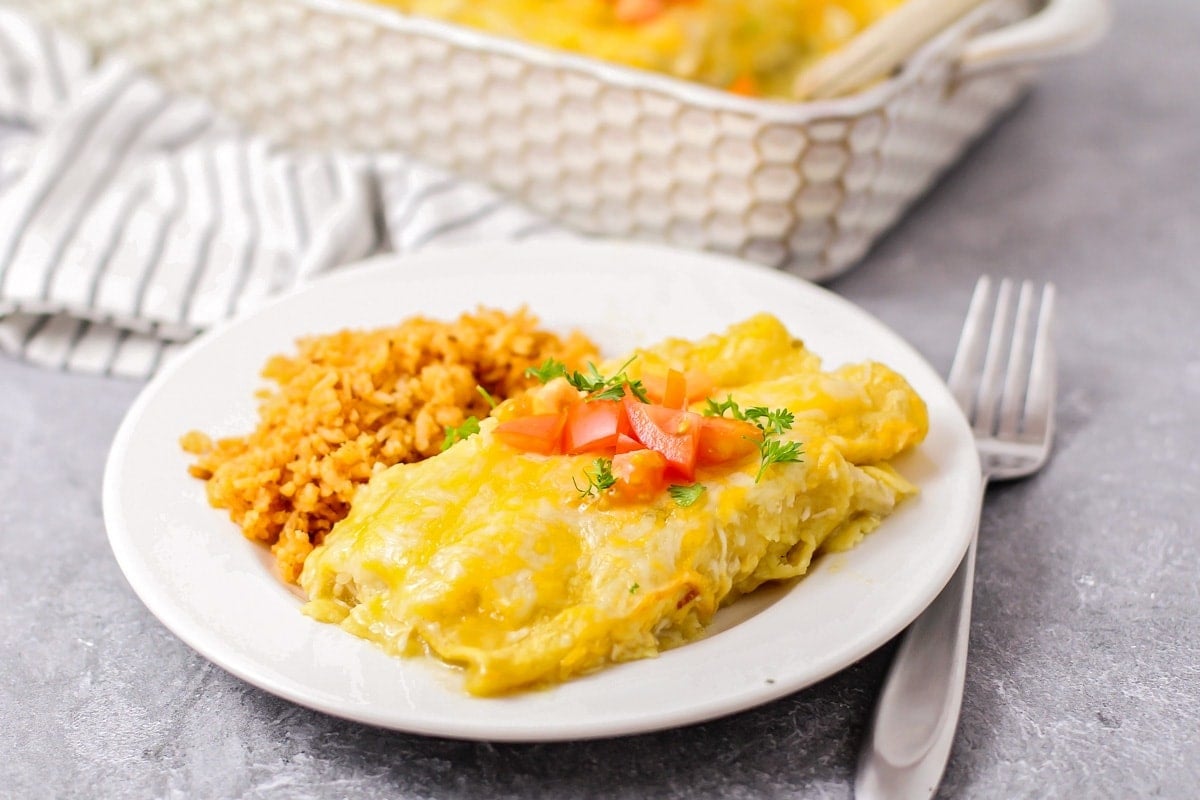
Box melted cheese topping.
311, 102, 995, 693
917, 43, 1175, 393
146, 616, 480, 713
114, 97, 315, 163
372, 0, 904, 97
300, 314, 927, 695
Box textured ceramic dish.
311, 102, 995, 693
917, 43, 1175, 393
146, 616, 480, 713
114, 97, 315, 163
12, 0, 1106, 280
103, 241, 982, 740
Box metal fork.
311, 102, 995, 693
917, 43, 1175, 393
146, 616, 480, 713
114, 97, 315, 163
855, 277, 1057, 799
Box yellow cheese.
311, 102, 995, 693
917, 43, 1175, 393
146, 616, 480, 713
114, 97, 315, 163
373, 0, 904, 97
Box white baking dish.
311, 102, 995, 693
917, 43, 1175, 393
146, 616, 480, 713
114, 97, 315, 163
11, 0, 1108, 279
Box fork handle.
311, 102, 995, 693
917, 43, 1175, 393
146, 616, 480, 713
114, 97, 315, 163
855, 528, 979, 799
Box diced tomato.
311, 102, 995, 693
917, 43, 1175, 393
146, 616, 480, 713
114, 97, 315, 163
611, 449, 668, 503
696, 417, 762, 466
622, 396, 700, 480
642, 369, 715, 408
494, 413, 566, 455
563, 400, 629, 455
661, 369, 687, 409
728, 74, 760, 97
614, 433, 643, 454
613, 0, 665, 23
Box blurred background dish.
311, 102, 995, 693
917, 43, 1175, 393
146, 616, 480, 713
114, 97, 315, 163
8, 0, 1105, 279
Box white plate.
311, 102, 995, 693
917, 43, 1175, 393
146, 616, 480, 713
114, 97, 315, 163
103, 241, 981, 741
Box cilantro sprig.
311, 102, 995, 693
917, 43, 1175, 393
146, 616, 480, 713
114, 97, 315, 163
526, 356, 649, 403
668, 483, 706, 507
744, 406, 794, 437
755, 439, 805, 482
441, 416, 481, 451
524, 358, 567, 383
442, 385, 498, 450
703, 395, 745, 420
703, 395, 804, 481
574, 457, 616, 499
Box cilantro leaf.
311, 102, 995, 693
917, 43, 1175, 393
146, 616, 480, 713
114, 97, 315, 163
703, 395, 746, 420
525, 358, 567, 383
745, 406, 795, 436
755, 439, 804, 482
668, 483, 706, 507
587, 382, 626, 402
441, 416, 481, 451
563, 356, 647, 403
623, 379, 650, 403
566, 362, 611, 394
573, 457, 616, 498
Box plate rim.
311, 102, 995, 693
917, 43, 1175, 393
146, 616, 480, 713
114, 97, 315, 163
102, 239, 981, 741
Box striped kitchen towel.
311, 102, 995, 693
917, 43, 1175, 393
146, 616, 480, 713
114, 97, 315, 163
0, 8, 561, 378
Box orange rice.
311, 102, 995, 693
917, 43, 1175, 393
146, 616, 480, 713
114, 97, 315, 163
181, 307, 596, 583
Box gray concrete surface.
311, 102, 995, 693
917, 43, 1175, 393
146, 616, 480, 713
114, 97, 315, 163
2, 0, 1198, 796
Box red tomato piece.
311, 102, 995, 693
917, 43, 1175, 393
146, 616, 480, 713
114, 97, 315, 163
613, 0, 665, 23
697, 417, 762, 466
643, 369, 715, 408
494, 413, 566, 455
622, 396, 700, 480
614, 433, 643, 454
563, 400, 629, 454
727, 74, 760, 97
611, 449, 668, 503
661, 368, 687, 409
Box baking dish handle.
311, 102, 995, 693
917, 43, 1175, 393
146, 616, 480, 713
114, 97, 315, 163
958, 0, 1111, 75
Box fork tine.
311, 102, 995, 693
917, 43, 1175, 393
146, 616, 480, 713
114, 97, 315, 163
996, 281, 1037, 438
972, 278, 1017, 435
1021, 284, 1057, 443
948, 276, 994, 414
